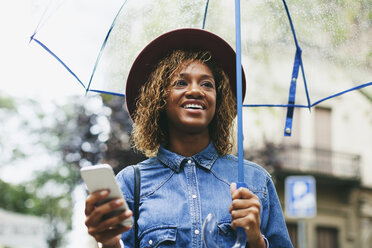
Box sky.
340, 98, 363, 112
0, 0, 90, 185
0, 0, 88, 101
0, 1, 80, 99
0, 0, 124, 100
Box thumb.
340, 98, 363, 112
230, 182, 237, 195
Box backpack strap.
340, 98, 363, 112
132, 165, 141, 248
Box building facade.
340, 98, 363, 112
243, 91, 372, 247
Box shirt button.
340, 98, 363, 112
149, 240, 153, 245
187, 160, 192, 164
192, 194, 197, 199
195, 229, 200, 235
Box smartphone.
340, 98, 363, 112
80, 164, 133, 227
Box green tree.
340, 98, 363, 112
60, 95, 146, 173
0, 95, 81, 247
0, 94, 145, 247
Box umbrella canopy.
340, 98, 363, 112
30, 0, 372, 174
30, 0, 371, 105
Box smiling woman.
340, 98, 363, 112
132, 50, 235, 158
83, 28, 293, 248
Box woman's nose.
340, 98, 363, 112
185, 84, 205, 98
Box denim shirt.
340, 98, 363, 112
116, 143, 293, 248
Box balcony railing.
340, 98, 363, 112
275, 145, 361, 179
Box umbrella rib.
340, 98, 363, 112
85, 0, 129, 95
88, 89, 125, 98
299, 56, 311, 110
242, 82, 372, 108
244, 104, 309, 108
282, 0, 299, 48
202, 0, 210, 29
30, 37, 86, 90
310, 82, 372, 107
31, 0, 65, 38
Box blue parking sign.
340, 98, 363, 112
285, 176, 316, 218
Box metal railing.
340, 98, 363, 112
276, 145, 361, 179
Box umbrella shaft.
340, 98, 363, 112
235, 0, 244, 183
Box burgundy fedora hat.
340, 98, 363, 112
125, 28, 246, 120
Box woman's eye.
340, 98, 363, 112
202, 81, 214, 88
175, 80, 187, 86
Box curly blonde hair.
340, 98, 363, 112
131, 49, 237, 157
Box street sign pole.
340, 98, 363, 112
298, 219, 306, 248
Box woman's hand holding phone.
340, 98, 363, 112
84, 189, 132, 247
81, 164, 133, 247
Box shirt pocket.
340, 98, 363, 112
217, 221, 236, 247
140, 225, 177, 248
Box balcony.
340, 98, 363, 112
274, 145, 361, 180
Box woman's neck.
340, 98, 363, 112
167, 130, 211, 157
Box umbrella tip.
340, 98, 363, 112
29, 33, 36, 44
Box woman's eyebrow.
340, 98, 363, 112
178, 73, 215, 80
200, 74, 215, 80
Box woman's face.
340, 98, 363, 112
165, 60, 217, 135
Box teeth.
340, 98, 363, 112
184, 104, 203, 109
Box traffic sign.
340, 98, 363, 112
285, 176, 316, 218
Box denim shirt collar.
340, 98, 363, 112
157, 142, 219, 173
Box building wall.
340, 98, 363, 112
274, 176, 372, 248
242, 60, 372, 247
0, 209, 48, 248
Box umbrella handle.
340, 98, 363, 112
232, 182, 248, 248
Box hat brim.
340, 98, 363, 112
125, 28, 246, 120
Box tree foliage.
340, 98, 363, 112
0, 94, 146, 247
60, 95, 146, 174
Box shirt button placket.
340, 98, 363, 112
185, 159, 202, 248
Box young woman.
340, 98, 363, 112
84, 29, 293, 248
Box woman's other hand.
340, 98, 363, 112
229, 183, 266, 248
85, 189, 133, 247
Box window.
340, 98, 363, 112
314, 107, 332, 150
316, 226, 339, 248
314, 107, 332, 173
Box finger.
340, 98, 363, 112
95, 209, 133, 232
94, 226, 129, 243
230, 183, 237, 195
230, 206, 260, 220
85, 190, 110, 216
231, 187, 256, 200
230, 212, 260, 230
86, 198, 125, 227
229, 197, 261, 211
